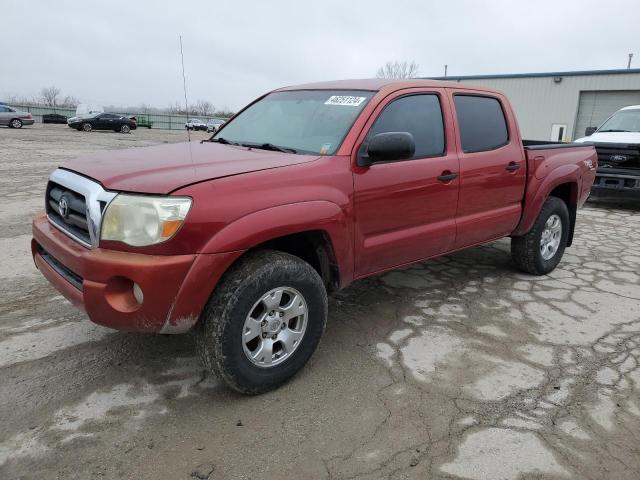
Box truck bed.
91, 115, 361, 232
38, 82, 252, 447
522, 140, 595, 150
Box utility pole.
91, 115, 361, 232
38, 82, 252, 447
628, 53, 634, 69
444, 64, 448, 77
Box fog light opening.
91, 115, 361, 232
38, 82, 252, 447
133, 283, 144, 305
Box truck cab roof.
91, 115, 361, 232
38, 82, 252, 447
276, 78, 502, 96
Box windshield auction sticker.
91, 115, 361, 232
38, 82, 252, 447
324, 96, 367, 106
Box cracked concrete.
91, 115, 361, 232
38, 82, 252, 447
1, 125, 639, 479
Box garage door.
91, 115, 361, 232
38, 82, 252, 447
574, 90, 640, 139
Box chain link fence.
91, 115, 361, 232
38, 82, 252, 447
10, 104, 225, 130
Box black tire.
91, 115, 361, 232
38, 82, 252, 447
511, 196, 570, 275
120, 124, 130, 134
196, 250, 328, 394
9, 119, 23, 129
82, 123, 92, 132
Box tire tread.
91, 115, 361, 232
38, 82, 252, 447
511, 196, 569, 275
196, 249, 327, 394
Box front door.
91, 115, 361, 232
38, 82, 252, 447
0, 106, 11, 125
353, 89, 460, 277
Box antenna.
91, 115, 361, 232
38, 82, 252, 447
179, 35, 191, 142
628, 53, 634, 69
444, 64, 448, 77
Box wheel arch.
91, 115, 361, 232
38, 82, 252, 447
201, 201, 353, 290
161, 202, 350, 334
513, 174, 579, 245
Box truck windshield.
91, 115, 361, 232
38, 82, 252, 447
598, 109, 640, 133
213, 90, 374, 155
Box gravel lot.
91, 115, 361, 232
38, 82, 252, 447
1, 124, 640, 480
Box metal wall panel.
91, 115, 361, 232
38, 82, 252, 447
574, 90, 640, 139
449, 72, 640, 140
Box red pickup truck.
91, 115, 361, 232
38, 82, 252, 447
32, 79, 597, 393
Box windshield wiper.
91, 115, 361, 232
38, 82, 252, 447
599, 129, 631, 133
208, 137, 238, 145
240, 142, 297, 154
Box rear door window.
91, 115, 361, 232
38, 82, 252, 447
454, 95, 508, 153
366, 94, 445, 159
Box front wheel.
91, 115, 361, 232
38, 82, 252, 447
511, 196, 569, 275
9, 119, 23, 128
82, 123, 92, 132
120, 124, 130, 133
196, 250, 328, 394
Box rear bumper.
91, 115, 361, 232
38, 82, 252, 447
32, 214, 242, 333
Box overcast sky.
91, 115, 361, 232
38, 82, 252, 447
2, 0, 639, 111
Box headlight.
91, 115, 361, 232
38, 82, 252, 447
101, 194, 192, 246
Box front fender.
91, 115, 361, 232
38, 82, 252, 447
512, 164, 579, 236
201, 200, 354, 285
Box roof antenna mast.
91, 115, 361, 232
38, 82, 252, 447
628, 53, 634, 70
180, 35, 191, 142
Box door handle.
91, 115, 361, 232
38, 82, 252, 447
506, 162, 521, 171
437, 171, 458, 182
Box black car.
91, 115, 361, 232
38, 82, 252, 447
68, 113, 137, 133
42, 113, 68, 124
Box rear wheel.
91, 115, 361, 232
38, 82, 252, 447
511, 196, 569, 275
82, 123, 92, 132
9, 119, 23, 128
120, 124, 131, 134
196, 250, 328, 394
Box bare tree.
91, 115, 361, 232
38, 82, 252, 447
60, 96, 80, 108
167, 101, 183, 114
41, 86, 61, 107
214, 107, 234, 119
376, 61, 419, 79
194, 99, 214, 117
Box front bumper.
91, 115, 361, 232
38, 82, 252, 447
32, 214, 242, 333
21, 119, 35, 126
591, 170, 640, 198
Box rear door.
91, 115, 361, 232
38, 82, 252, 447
97, 113, 117, 129
353, 88, 460, 276
449, 91, 526, 248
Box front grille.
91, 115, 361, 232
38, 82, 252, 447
594, 144, 640, 171
37, 244, 83, 290
45, 169, 116, 248
46, 181, 92, 246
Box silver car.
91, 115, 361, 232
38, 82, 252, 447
0, 105, 35, 128
206, 118, 226, 133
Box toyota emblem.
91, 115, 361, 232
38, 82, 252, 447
58, 197, 69, 218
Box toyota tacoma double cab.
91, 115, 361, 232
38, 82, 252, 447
32, 79, 597, 394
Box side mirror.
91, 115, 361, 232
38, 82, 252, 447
360, 132, 415, 166
585, 126, 597, 136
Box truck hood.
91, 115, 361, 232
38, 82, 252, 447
64, 142, 320, 194
574, 131, 640, 144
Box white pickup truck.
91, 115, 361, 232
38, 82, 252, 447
574, 105, 640, 198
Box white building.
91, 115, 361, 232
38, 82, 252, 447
431, 69, 640, 141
